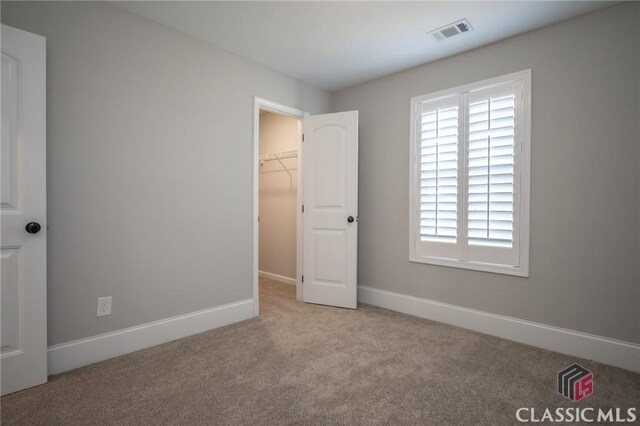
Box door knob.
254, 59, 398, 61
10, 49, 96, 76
347, 216, 354, 223
25, 222, 41, 234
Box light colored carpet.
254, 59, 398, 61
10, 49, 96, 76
2, 278, 638, 425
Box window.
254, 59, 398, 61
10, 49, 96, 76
409, 70, 531, 276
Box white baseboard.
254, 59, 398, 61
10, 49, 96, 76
48, 299, 255, 375
358, 286, 640, 373
259, 270, 296, 286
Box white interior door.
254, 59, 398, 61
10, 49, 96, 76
302, 111, 358, 309
1, 24, 47, 395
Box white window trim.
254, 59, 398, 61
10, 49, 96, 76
409, 70, 531, 277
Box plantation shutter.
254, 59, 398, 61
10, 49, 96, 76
466, 81, 520, 266
419, 95, 460, 253
411, 71, 528, 274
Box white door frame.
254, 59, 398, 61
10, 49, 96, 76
252, 97, 305, 316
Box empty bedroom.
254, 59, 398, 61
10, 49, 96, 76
0, 1, 638, 425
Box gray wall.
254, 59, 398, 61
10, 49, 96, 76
259, 112, 299, 280
333, 2, 640, 343
1, 1, 331, 345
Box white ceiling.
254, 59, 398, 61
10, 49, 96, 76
114, 1, 614, 92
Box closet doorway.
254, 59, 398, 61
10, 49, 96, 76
253, 97, 360, 316
253, 98, 304, 315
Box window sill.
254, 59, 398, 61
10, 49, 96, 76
409, 256, 529, 277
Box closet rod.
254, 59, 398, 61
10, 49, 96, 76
259, 149, 297, 185
259, 149, 297, 162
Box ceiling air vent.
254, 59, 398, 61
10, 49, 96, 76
429, 19, 473, 41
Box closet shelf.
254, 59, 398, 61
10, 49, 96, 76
259, 149, 297, 185
259, 149, 297, 162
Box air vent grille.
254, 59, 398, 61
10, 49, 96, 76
456, 22, 470, 33
428, 19, 473, 41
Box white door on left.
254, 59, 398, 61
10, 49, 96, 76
1, 24, 47, 395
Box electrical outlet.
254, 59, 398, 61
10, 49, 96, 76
97, 296, 112, 317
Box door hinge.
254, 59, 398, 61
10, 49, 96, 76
302, 204, 305, 213
302, 133, 305, 142
302, 275, 304, 283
